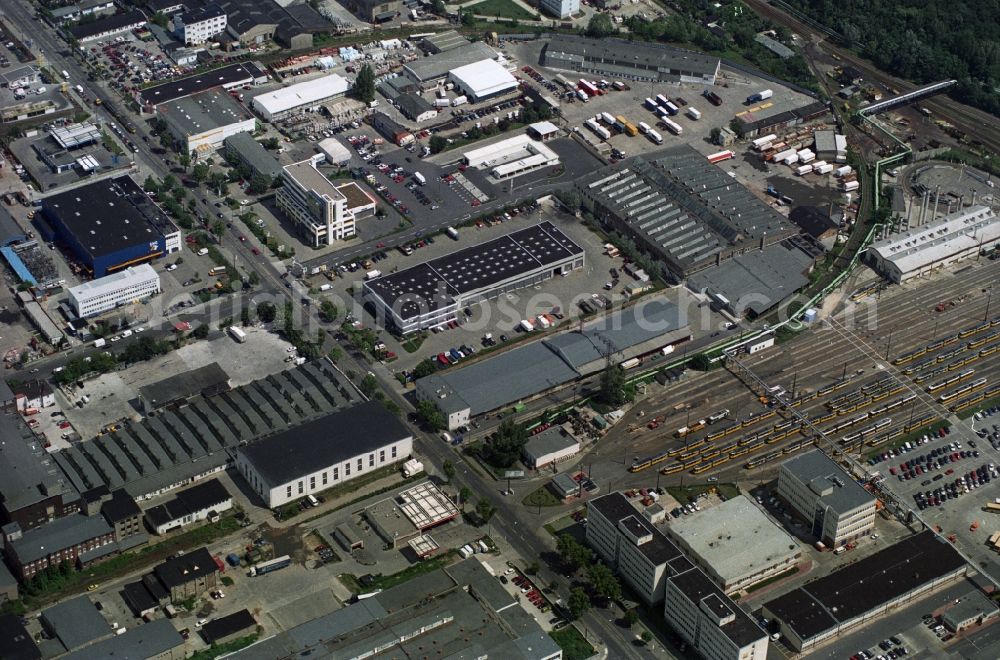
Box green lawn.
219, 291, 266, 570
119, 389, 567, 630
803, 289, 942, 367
549, 626, 595, 660
959, 395, 1000, 419
340, 551, 459, 594
466, 0, 539, 21
864, 419, 948, 459
523, 485, 562, 508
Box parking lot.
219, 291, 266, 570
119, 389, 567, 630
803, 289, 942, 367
82, 34, 196, 98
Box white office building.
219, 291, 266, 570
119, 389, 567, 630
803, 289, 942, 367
173, 3, 227, 45
234, 402, 413, 508
865, 205, 1000, 283
776, 450, 877, 547
539, 0, 579, 19
67, 264, 160, 318
276, 157, 356, 247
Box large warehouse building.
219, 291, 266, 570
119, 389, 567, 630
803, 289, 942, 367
363, 221, 584, 334
136, 61, 268, 110
447, 59, 519, 102
67, 264, 160, 318
403, 41, 499, 88
234, 401, 413, 508
762, 531, 966, 651
462, 134, 560, 180
41, 176, 181, 277
663, 496, 802, 594
775, 450, 877, 548
578, 145, 799, 281
541, 34, 720, 85
158, 89, 256, 156
865, 205, 1000, 283
252, 73, 350, 122
276, 157, 356, 247
415, 298, 691, 429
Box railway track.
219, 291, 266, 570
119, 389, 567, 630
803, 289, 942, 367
742, 0, 1000, 155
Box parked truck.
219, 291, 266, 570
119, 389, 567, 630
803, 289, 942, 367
446, 226, 459, 240
747, 89, 773, 104
93, 338, 106, 348
686, 107, 701, 120
365, 269, 382, 280
228, 326, 247, 343
702, 89, 723, 106
249, 555, 291, 576
413, 171, 427, 186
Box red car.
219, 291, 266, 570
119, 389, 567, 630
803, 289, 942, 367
251, 247, 261, 255
58, 421, 71, 429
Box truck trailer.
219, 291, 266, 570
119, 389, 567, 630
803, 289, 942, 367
249, 555, 291, 577
228, 326, 247, 343
747, 89, 773, 104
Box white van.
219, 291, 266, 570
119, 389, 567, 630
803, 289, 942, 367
441, 431, 453, 444
306, 494, 319, 508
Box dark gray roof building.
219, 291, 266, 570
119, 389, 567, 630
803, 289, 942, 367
40, 596, 112, 652
154, 547, 218, 589
403, 42, 497, 84
7, 514, 112, 566
396, 93, 436, 122
61, 619, 184, 660
69, 10, 146, 41
138, 361, 231, 411
422, 30, 469, 54
542, 34, 719, 84
144, 478, 231, 531
224, 132, 283, 181
201, 609, 257, 645
0, 614, 41, 660
137, 61, 268, 108
0, 412, 79, 528
578, 145, 798, 280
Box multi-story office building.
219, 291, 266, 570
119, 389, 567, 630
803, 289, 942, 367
776, 450, 877, 547
276, 157, 356, 247
173, 3, 227, 45
67, 264, 160, 318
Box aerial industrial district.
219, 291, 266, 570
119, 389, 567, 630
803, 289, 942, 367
0, 0, 998, 659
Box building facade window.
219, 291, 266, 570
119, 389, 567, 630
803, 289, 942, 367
298, 480, 304, 494
391, 445, 397, 458
322, 471, 328, 485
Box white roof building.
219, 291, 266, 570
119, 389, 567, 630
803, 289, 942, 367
68, 264, 161, 318
447, 59, 519, 102
865, 205, 1000, 283
462, 134, 559, 180
252, 74, 350, 122
317, 137, 352, 166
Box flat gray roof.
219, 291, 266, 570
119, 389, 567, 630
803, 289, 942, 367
942, 590, 998, 628
160, 89, 252, 137
41, 596, 111, 652
61, 619, 183, 660
543, 34, 719, 81
524, 427, 578, 460
404, 41, 497, 82
224, 132, 283, 179
9, 514, 112, 565
416, 297, 689, 416
667, 496, 800, 586
138, 362, 230, 408
780, 450, 875, 514
422, 30, 469, 53
0, 412, 78, 513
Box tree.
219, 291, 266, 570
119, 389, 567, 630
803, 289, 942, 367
191, 162, 210, 182
354, 64, 376, 104
475, 498, 496, 526
458, 486, 472, 509
257, 302, 277, 323
641, 631, 653, 645
460, 9, 474, 26
587, 563, 622, 602
599, 363, 633, 406
442, 459, 456, 482
585, 13, 615, 38
360, 373, 379, 398
319, 300, 338, 322
557, 533, 593, 573
178, 152, 191, 171
328, 346, 343, 362
687, 353, 712, 371
554, 188, 581, 212
208, 172, 229, 195
162, 174, 178, 191
143, 175, 159, 193
623, 609, 639, 628
412, 358, 438, 379
191, 324, 209, 339
479, 418, 528, 468
567, 587, 591, 620
431, 0, 445, 14
151, 11, 168, 28
415, 399, 446, 431
527, 561, 540, 575
429, 135, 447, 154
709, 127, 722, 145
728, 117, 746, 139
211, 219, 226, 237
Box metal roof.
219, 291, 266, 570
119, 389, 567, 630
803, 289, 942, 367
41, 596, 111, 652
224, 132, 283, 179
8, 514, 112, 565
779, 450, 875, 515
403, 42, 497, 82
543, 34, 719, 81
61, 619, 183, 660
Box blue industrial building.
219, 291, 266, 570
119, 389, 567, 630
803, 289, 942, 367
41, 176, 181, 277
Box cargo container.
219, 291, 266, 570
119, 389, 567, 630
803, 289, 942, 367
613, 81, 627, 91
663, 101, 679, 116
519, 319, 535, 332
638, 121, 651, 134
795, 164, 813, 176
402, 458, 424, 477
214, 555, 226, 573
706, 150, 734, 164
814, 163, 834, 174
648, 130, 663, 144
594, 125, 611, 140
686, 107, 701, 120
433, 98, 451, 108
835, 165, 854, 177
645, 97, 658, 110
615, 115, 638, 136
810, 160, 827, 170
226, 553, 241, 567
783, 153, 799, 165
365, 269, 382, 280
228, 326, 247, 343
747, 89, 773, 103
249, 555, 291, 576
578, 79, 599, 96
655, 105, 669, 118
656, 93, 670, 107
451, 95, 467, 106
600, 112, 615, 126
842, 180, 860, 192
662, 118, 682, 135
752, 134, 777, 149
797, 151, 815, 164
703, 89, 723, 106
772, 148, 796, 163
